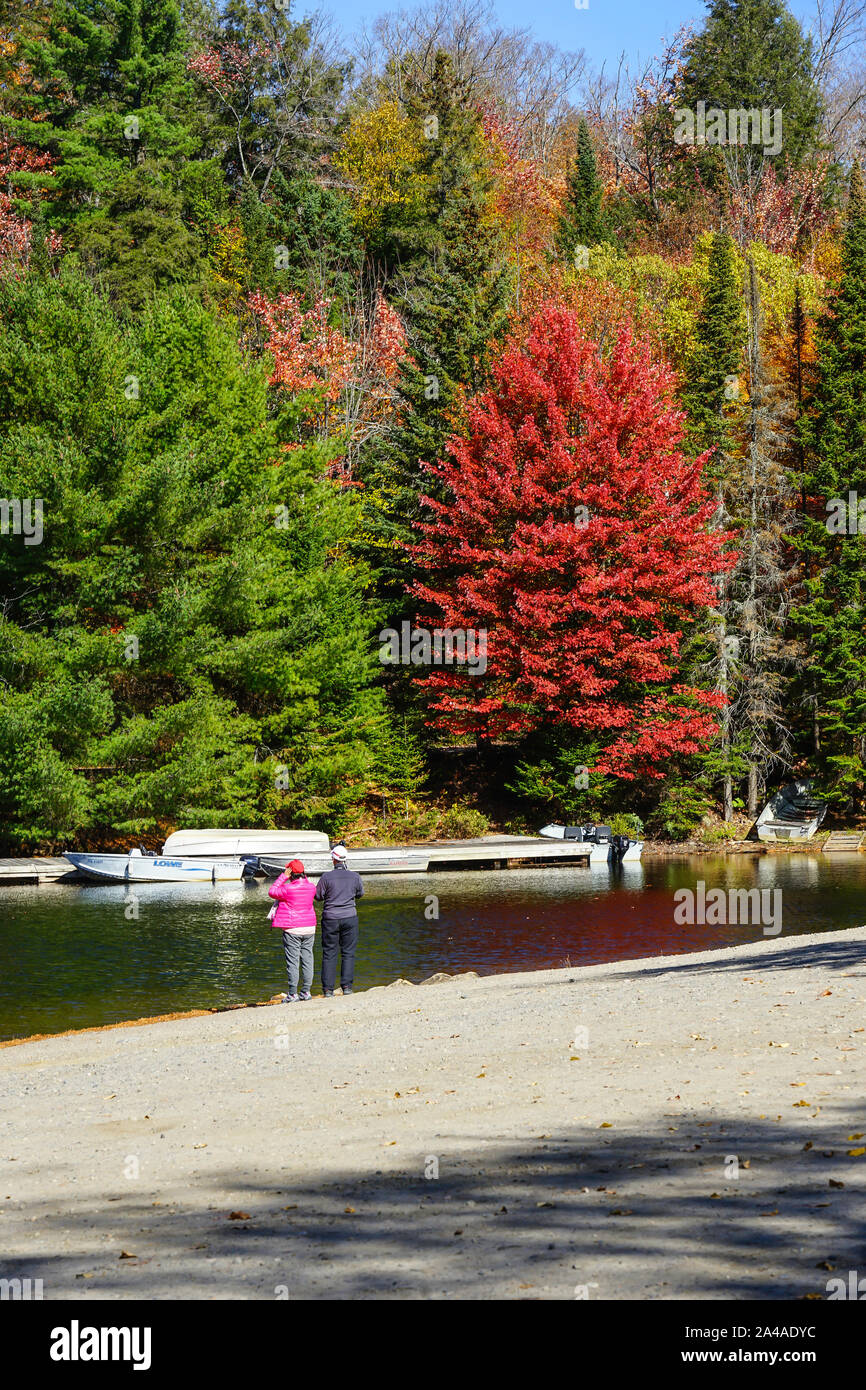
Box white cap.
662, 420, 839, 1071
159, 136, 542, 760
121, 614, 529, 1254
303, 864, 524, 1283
331, 844, 348, 861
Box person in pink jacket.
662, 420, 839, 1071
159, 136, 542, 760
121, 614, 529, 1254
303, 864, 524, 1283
268, 859, 317, 1002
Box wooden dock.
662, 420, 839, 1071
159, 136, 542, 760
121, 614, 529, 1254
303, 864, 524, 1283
0, 857, 80, 884
416, 834, 594, 871
822, 831, 865, 853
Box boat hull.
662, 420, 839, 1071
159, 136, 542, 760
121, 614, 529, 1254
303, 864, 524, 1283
64, 853, 245, 883
259, 848, 431, 877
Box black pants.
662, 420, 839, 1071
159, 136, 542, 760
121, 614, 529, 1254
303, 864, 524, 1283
320, 913, 358, 993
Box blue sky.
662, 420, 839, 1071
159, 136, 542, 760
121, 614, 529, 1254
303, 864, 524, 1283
321, 0, 709, 69
320, 0, 818, 72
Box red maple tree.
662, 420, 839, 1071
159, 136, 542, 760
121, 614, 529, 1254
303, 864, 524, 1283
409, 303, 735, 779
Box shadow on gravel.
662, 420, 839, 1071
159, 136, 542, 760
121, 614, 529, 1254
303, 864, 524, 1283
3, 1102, 864, 1300
608, 936, 866, 985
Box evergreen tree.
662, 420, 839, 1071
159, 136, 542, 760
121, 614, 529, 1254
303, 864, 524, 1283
682, 232, 744, 819
683, 232, 743, 459
678, 0, 823, 171
354, 49, 510, 619
794, 163, 866, 809
358, 164, 510, 612
14, 0, 198, 214
238, 171, 362, 302
386, 49, 491, 275
0, 268, 386, 841
76, 163, 204, 308
555, 119, 609, 261
11, 0, 203, 303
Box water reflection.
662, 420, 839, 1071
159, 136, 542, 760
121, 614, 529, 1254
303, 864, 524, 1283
1, 854, 864, 1040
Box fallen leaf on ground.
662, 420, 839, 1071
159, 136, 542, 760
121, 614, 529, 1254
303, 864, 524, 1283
119, 1250, 136, 1259
228, 1211, 251, 1220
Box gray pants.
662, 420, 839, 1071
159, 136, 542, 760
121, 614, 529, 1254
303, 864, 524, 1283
282, 932, 314, 994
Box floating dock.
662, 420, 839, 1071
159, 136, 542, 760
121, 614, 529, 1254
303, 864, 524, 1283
386, 834, 594, 872
256, 834, 601, 878
0, 857, 80, 885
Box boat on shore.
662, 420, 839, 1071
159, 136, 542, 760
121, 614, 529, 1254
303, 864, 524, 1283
63, 850, 248, 883
754, 782, 827, 842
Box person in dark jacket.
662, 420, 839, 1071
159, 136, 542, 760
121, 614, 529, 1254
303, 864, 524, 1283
314, 844, 364, 996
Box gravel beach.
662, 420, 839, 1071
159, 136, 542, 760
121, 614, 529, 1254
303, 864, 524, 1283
2, 927, 865, 1301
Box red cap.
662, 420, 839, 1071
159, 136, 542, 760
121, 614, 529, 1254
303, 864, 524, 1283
288, 859, 305, 875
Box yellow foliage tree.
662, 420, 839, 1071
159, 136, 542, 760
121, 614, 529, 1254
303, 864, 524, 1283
334, 101, 426, 235
211, 221, 247, 306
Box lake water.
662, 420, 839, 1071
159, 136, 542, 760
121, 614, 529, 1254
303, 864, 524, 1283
1, 853, 865, 1041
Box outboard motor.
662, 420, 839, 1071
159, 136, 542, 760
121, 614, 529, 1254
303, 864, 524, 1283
581, 823, 612, 844
610, 834, 630, 863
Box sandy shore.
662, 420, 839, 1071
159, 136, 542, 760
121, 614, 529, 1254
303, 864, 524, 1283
2, 928, 865, 1300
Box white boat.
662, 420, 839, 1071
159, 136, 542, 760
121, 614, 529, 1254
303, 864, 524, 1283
539, 823, 643, 863
64, 850, 246, 883
259, 845, 432, 877
161, 828, 330, 857
755, 781, 826, 842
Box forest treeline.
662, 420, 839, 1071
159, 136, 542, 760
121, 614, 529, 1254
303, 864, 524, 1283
0, 0, 865, 848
